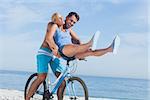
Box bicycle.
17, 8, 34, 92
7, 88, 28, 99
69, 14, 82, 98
24, 56, 89, 100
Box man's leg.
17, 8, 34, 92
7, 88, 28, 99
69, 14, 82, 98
26, 73, 47, 100
55, 72, 66, 100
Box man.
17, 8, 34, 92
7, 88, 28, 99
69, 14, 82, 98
26, 12, 81, 100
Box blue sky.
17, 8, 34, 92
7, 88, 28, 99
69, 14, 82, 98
0, 0, 149, 79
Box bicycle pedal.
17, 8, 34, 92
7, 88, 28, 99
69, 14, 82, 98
49, 95, 54, 99
70, 96, 77, 100
44, 90, 50, 98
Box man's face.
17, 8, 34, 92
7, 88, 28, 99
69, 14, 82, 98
65, 15, 78, 29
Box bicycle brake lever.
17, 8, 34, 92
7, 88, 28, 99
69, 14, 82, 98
79, 58, 87, 61
83, 59, 87, 61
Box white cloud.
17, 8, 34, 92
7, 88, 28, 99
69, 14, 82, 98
107, 0, 123, 4
76, 32, 148, 79
148, 0, 150, 78
120, 32, 148, 47
0, 3, 45, 32
0, 0, 149, 79
0, 33, 41, 71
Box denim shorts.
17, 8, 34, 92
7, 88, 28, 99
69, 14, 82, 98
58, 45, 75, 61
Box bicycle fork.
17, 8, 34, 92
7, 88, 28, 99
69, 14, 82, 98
66, 79, 78, 99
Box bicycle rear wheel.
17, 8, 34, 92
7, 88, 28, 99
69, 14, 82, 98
63, 77, 88, 100
24, 73, 46, 100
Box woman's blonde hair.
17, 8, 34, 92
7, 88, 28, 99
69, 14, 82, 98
51, 12, 61, 22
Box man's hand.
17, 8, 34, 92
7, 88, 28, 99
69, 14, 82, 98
71, 38, 81, 45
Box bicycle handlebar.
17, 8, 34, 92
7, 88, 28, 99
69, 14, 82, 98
52, 55, 87, 62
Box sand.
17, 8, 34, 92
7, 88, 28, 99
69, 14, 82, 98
0, 89, 118, 100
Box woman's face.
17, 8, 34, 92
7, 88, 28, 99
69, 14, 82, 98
55, 15, 64, 26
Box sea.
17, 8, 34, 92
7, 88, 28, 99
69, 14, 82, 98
0, 70, 149, 100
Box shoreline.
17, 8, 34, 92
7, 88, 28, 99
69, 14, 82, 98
0, 88, 118, 100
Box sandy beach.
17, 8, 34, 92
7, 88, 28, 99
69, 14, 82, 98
0, 89, 119, 100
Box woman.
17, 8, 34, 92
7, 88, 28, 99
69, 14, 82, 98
42, 12, 118, 61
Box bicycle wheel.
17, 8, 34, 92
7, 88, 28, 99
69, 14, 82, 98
24, 73, 46, 100
63, 77, 88, 100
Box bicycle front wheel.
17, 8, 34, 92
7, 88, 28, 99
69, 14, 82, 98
24, 73, 46, 100
63, 77, 88, 100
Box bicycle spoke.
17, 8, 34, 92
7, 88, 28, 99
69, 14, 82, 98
63, 77, 88, 100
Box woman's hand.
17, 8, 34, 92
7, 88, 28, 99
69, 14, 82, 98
52, 46, 62, 58
52, 46, 58, 56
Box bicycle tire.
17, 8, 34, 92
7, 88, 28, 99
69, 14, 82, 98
62, 76, 88, 100
24, 73, 46, 100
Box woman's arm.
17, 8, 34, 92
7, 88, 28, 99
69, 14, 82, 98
45, 23, 59, 56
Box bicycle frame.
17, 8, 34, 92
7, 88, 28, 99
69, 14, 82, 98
25, 50, 88, 100
45, 60, 76, 96
37, 49, 78, 97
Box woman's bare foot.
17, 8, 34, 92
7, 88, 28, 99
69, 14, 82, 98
108, 45, 113, 52
91, 31, 100, 50
110, 35, 120, 54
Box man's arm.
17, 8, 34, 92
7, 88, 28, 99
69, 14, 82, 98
69, 29, 81, 45
45, 23, 59, 56
70, 29, 87, 60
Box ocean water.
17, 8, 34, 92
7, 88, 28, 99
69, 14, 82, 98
0, 70, 149, 100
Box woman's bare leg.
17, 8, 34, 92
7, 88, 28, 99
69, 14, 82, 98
75, 36, 120, 59
75, 46, 112, 59
62, 39, 93, 57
